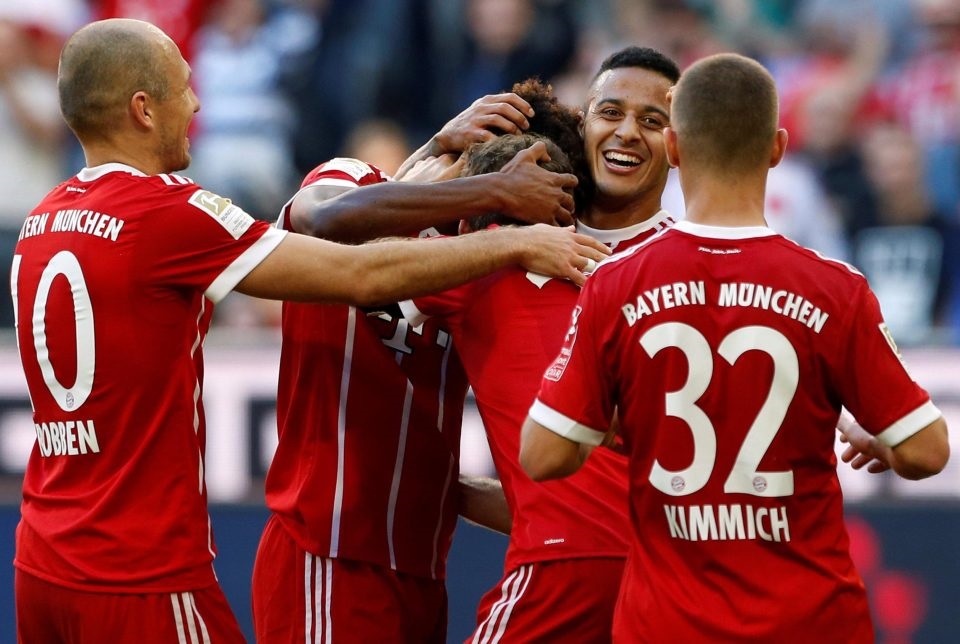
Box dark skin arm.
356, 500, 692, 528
395, 92, 534, 178
292, 99, 576, 243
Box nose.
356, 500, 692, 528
190, 88, 201, 113
614, 114, 641, 144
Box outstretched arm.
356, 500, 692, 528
395, 92, 534, 179
235, 222, 609, 306
292, 142, 577, 243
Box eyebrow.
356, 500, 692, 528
595, 97, 669, 120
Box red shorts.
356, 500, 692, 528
252, 513, 447, 643
468, 557, 625, 644
15, 569, 244, 643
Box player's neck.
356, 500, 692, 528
679, 171, 768, 227
581, 193, 662, 231
81, 138, 166, 176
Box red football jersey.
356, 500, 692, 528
267, 159, 468, 580
12, 163, 285, 592
402, 221, 671, 572
531, 221, 941, 642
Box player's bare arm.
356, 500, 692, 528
291, 142, 577, 243
839, 415, 949, 480
395, 91, 534, 179
458, 476, 512, 536
235, 223, 609, 305
519, 418, 589, 482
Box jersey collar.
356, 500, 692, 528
576, 209, 674, 246
672, 220, 778, 240
77, 163, 148, 182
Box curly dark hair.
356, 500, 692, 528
511, 78, 593, 214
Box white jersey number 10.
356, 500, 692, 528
11, 251, 96, 412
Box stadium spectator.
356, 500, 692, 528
856, 120, 960, 343
251, 90, 608, 642
521, 53, 949, 642
877, 0, 960, 220
188, 0, 306, 221
0, 0, 84, 329
11, 18, 606, 641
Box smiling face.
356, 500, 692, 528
581, 66, 673, 226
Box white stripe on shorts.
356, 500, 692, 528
472, 565, 533, 644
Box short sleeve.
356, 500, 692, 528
835, 282, 941, 446
529, 278, 613, 445
138, 185, 286, 303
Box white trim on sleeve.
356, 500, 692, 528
205, 227, 287, 303
398, 299, 430, 326
875, 400, 943, 447
528, 399, 606, 446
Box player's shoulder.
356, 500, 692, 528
775, 236, 868, 286
301, 158, 390, 189
590, 224, 675, 279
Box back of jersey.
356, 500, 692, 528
536, 220, 937, 642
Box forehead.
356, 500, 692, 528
589, 67, 673, 110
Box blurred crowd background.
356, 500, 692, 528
3, 0, 960, 346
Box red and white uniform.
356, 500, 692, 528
12, 164, 284, 591
531, 221, 942, 642
576, 209, 674, 253
402, 217, 670, 642
256, 159, 468, 639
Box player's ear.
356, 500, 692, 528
130, 91, 153, 131
769, 128, 788, 168
664, 127, 679, 168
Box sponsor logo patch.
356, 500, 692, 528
188, 190, 254, 240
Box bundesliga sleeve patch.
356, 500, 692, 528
188, 190, 255, 240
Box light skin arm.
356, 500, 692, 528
519, 418, 589, 482
291, 142, 577, 243
459, 475, 512, 536
838, 414, 950, 480
234, 223, 609, 306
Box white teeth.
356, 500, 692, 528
604, 151, 641, 165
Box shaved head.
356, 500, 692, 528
58, 19, 174, 139
670, 53, 779, 174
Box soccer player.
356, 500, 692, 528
10, 19, 607, 642
520, 53, 950, 642
573, 47, 679, 252
250, 88, 612, 641
461, 52, 679, 642
400, 132, 629, 643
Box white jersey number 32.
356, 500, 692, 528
641, 322, 798, 498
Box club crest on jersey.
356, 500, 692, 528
545, 305, 581, 381
188, 190, 254, 240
